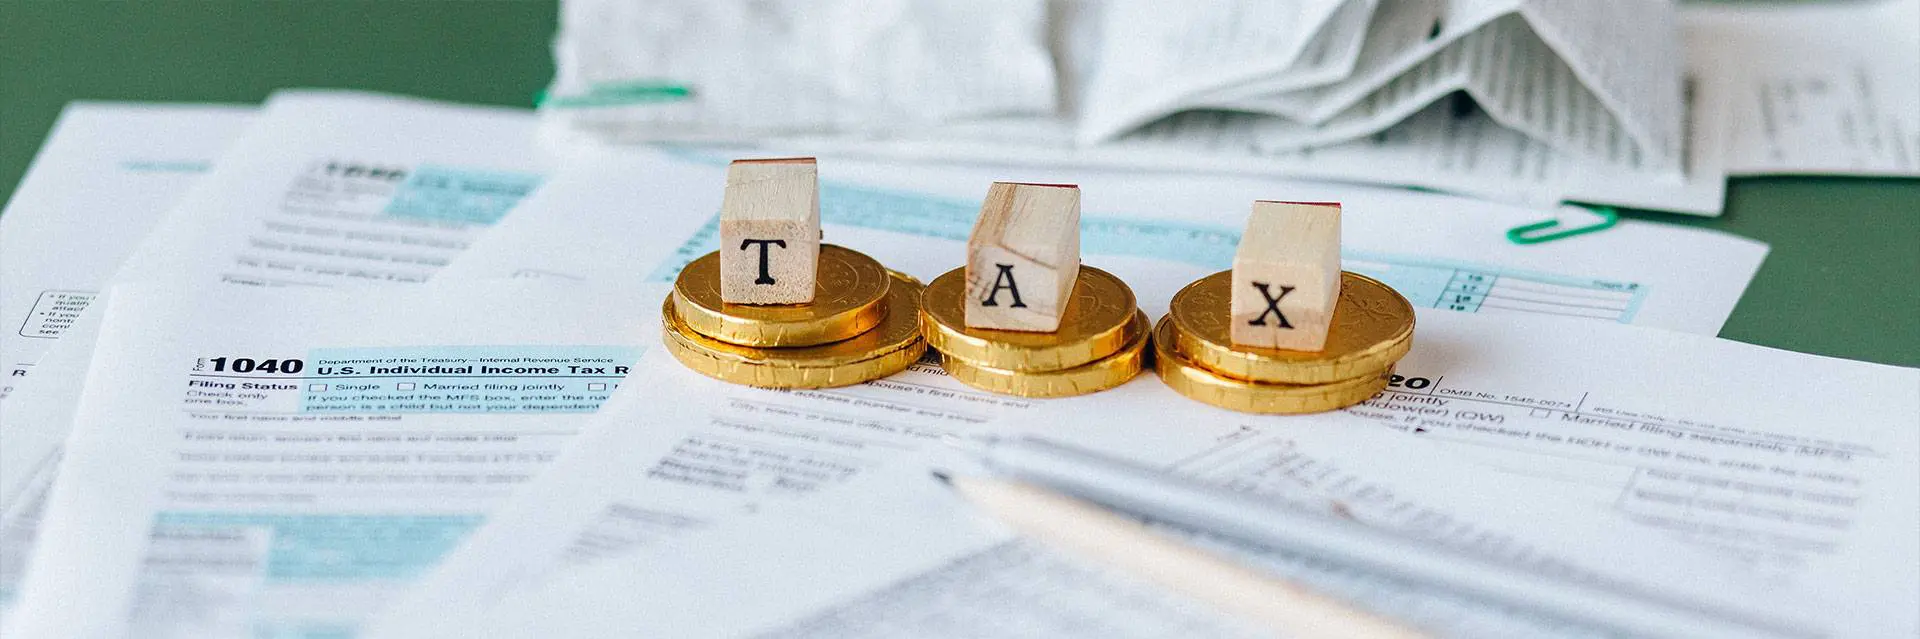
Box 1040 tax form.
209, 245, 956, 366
0, 93, 573, 618
4, 280, 659, 639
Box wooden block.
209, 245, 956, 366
964, 182, 1081, 332
1231, 201, 1341, 351
719, 157, 821, 305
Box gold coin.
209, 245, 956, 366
1154, 316, 1389, 414
919, 266, 1141, 371
662, 271, 926, 389
886, 269, 924, 288
941, 312, 1150, 398
673, 244, 890, 347
1168, 270, 1413, 384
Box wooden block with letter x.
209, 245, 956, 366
964, 182, 1081, 332
1231, 201, 1342, 351
720, 157, 821, 305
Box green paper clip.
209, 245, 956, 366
537, 81, 694, 108
1506, 205, 1618, 245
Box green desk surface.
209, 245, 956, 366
4, 2, 1916, 366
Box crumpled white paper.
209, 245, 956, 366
549, 0, 1058, 141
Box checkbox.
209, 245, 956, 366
588, 383, 608, 391
308, 383, 328, 392
1530, 408, 1552, 418
396, 382, 416, 390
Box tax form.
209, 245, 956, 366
792, 310, 1918, 637
365, 350, 1047, 638
0, 92, 546, 490
0, 103, 253, 398
399, 309, 1916, 639
369, 398, 1275, 639
376, 152, 1778, 637
0, 104, 251, 615
3, 280, 659, 639
373, 355, 1814, 639
1350, 310, 1920, 637
448, 151, 1766, 335
112, 92, 546, 288
0, 92, 556, 617
4, 91, 544, 463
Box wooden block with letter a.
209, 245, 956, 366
720, 157, 821, 305
1231, 201, 1341, 351
964, 182, 1081, 332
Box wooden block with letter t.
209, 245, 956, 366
964, 182, 1081, 332
1231, 201, 1342, 351
719, 157, 821, 305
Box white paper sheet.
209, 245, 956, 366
1197, 0, 1487, 124
372, 150, 1783, 638
1346, 310, 1920, 638
1187, 0, 1377, 102
548, 0, 1056, 140
1071, 0, 1359, 143
434, 150, 718, 285
367, 393, 1281, 639
0, 92, 560, 618
1050, 311, 1920, 638
1684, 0, 1920, 176
1193, 0, 1687, 174
451, 150, 1765, 335
1, 105, 249, 600
969, 310, 1920, 638
547, 0, 1731, 214
3, 279, 662, 639
376, 352, 1821, 639
405, 309, 1916, 639
2, 91, 549, 522
563, 107, 1738, 214
363, 349, 1051, 638
0, 103, 252, 398
113, 92, 548, 289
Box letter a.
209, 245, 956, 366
981, 264, 1027, 308
965, 182, 1079, 331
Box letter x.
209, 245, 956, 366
1247, 282, 1294, 328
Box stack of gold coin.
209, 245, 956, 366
661, 244, 926, 389
919, 266, 1149, 398
1156, 270, 1414, 414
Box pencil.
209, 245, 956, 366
944, 435, 1813, 639
937, 471, 1432, 639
